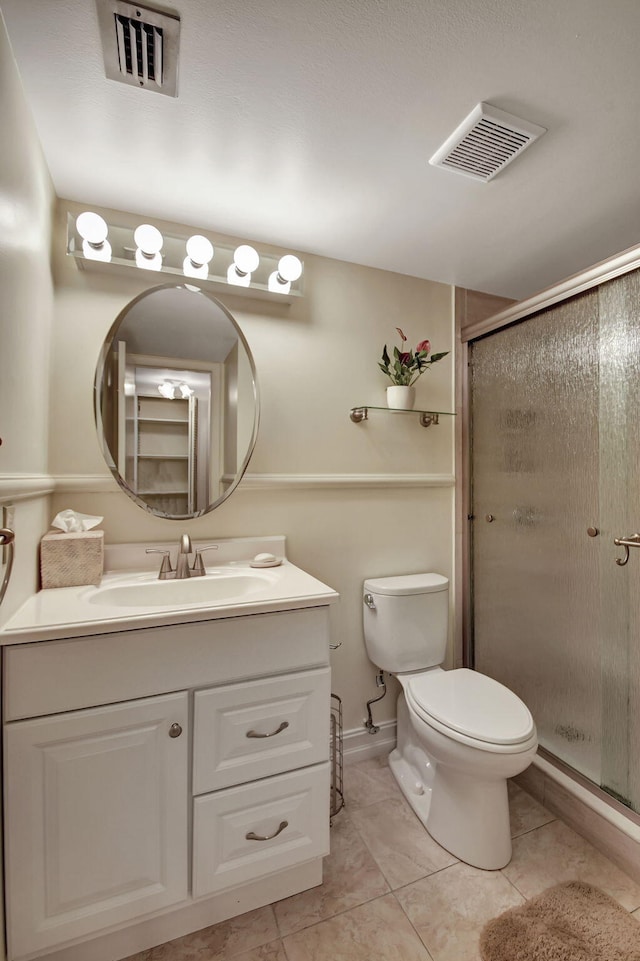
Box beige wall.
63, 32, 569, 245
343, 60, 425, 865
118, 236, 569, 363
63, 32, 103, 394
51, 200, 455, 734
0, 13, 55, 629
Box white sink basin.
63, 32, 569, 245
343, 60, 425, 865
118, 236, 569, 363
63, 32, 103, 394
88, 570, 274, 609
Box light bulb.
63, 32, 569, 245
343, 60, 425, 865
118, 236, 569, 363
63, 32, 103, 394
82, 238, 112, 262
185, 234, 214, 266
183, 256, 208, 279
227, 263, 251, 287
158, 381, 175, 399
134, 223, 163, 255
136, 248, 162, 270
233, 244, 259, 274
277, 254, 303, 283
76, 211, 109, 246
268, 270, 290, 294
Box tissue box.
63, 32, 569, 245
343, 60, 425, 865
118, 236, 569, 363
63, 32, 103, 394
40, 530, 104, 589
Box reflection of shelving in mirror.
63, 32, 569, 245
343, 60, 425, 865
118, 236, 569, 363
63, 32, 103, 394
350, 406, 455, 428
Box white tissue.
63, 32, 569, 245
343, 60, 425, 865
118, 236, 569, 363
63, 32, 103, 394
51, 509, 103, 533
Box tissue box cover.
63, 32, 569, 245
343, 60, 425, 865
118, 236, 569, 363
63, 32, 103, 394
40, 531, 104, 589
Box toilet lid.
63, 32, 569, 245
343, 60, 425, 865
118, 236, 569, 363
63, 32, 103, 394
406, 669, 534, 745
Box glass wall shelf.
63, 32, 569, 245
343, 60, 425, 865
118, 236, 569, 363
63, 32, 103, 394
66, 213, 304, 304
349, 406, 455, 428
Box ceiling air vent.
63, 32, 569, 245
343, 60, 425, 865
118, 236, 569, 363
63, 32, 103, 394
97, 0, 180, 97
429, 103, 546, 182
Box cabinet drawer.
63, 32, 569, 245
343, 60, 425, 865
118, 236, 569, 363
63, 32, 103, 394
192, 762, 329, 898
193, 667, 331, 793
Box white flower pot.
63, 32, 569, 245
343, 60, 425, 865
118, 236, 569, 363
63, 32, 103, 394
386, 386, 415, 410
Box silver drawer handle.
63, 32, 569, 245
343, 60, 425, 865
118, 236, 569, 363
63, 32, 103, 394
246, 820, 288, 842
246, 720, 289, 739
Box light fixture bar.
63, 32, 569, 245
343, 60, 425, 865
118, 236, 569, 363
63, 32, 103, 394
66, 212, 304, 303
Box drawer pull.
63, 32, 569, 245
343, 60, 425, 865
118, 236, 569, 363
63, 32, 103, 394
246, 820, 289, 842
246, 720, 289, 739
169, 722, 183, 738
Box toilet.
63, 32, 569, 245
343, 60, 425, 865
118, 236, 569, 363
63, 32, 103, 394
363, 573, 537, 870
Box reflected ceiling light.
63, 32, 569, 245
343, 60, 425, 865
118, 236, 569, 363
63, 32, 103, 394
179, 383, 194, 398
158, 380, 175, 399
268, 254, 303, 294
134, 223, 163, 271
76, 210, 112, 262
183, 234, 214, 279
227, 244, 259, 286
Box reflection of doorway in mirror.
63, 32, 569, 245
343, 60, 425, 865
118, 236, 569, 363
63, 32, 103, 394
116, 352, 221, 515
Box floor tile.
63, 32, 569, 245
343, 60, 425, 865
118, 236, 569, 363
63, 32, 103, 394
232, 941, 288, 961
507, 780, 556, 837
395, 861, 525, 961
501, 818, 640, 910
123, 905, 278, 961
342, 754, 401, 810
273, 812, 390, 937
282, 893, 433, 961
350, 796, 457, 888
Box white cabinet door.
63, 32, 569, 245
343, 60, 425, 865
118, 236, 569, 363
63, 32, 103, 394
4, 692, 189, 960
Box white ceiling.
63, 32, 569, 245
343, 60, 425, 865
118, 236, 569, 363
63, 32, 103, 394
3, 0, 640, 300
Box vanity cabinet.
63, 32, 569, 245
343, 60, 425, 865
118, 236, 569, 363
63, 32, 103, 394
4, 693, 189, 960
2, 605, 332, 961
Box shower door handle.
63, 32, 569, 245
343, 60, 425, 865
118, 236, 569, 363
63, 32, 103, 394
613, 533, 640, 566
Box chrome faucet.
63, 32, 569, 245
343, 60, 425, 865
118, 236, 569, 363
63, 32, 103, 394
146, 535, 218, 580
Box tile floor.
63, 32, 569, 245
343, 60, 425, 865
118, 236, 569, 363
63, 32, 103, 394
126, 756, 640, 961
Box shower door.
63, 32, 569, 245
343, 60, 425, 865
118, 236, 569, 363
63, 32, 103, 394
471, 270, 640, 812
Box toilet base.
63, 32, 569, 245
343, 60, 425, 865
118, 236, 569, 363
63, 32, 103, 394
388, 693, 515, 870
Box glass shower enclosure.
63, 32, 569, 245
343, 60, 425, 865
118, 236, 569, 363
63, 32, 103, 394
470, 269, 640, 813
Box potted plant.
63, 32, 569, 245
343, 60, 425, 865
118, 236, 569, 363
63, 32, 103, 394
379, 328, 449, 409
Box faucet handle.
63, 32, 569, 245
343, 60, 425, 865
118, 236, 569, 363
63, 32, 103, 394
145, 548, 173, 580
191, 545, 219, 576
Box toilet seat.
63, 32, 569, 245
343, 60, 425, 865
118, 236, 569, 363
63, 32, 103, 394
405, 668, 535, 747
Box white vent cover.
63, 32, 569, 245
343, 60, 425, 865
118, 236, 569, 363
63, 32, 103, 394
429, 103, 546, 182
97, 0, 180, 97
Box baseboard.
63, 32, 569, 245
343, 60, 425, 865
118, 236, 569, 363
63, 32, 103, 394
343, 720, 396, 765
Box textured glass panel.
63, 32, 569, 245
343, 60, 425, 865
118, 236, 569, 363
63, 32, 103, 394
598, 270, 640, 810
471, 292, 601, 782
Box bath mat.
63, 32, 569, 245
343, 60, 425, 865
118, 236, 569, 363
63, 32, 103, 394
479, 880, 640, 961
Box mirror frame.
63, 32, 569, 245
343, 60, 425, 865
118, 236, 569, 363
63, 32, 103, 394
94, 283, 260, 519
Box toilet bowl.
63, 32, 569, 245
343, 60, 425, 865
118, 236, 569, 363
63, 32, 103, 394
363, 573, 537, 870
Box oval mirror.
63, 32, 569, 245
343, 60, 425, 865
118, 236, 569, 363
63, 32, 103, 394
95, 284, 259, 519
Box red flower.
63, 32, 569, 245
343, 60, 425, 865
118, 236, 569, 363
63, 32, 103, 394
395, 327, 407, 342
416, 339, 431, 354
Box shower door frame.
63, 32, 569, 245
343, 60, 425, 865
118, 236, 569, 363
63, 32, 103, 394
456, 239, 640, 815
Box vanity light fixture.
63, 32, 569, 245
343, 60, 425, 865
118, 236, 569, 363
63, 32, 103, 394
227, 244, 260, 287
268, 254, 303, 294
134, 223, 164, 271
183, 234, 214, 279
67, 211, 304, 302
75, 211, 112, 262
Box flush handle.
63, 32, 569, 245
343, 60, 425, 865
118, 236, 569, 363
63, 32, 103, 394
364, 593, 376, 610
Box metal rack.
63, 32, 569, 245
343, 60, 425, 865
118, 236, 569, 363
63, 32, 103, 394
330, 694, 344, 822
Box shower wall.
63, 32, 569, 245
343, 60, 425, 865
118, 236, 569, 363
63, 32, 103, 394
471, 270, 640, 813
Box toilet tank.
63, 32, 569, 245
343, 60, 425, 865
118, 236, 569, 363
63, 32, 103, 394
363, 573, 449, 673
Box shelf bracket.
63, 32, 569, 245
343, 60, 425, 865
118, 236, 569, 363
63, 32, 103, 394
350, 408, 368, 423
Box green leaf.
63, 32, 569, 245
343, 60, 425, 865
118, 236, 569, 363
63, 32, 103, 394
429, 352, 449, 363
